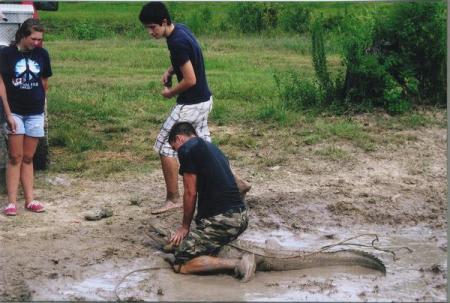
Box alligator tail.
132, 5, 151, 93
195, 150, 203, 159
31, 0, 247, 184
256, 249, 386, 274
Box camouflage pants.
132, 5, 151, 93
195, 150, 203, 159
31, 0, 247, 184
174, 208, 248, 265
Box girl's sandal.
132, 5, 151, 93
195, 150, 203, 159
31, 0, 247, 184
4, 203, 17, 216
25, 201, 45, 213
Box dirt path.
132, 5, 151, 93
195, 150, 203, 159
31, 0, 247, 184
0, 125, 447, 301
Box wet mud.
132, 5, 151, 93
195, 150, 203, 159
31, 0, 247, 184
0, 126, 447, 301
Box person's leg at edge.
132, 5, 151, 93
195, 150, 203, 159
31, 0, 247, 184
6, 135, 24, 205
21, 135, 39, 205
151, 155, 182, 214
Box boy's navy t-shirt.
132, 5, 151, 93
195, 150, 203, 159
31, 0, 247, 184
178, 137, 244, 221
166, 23, 211, 105
0, 46, 52, 115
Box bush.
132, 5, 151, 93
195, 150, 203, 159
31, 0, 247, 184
322, 14, 345, 32
274, 71, 320, 112
256, 102, 288, 125
339, 2, 446, 114
373, 2, 446, 105
227, 2, 279, 33
71, 23, 102, 40
185, 7, 212, 35
311, 19, 334, 106
279, 4, 311, 34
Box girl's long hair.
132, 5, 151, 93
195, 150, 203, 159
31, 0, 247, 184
12, 18, 44, 47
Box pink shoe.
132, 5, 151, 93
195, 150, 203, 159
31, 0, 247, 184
4, 203, 17, 216
25, 201, 45, 213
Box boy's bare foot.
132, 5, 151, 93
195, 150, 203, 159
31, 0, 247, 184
232, 172, 251, 200
151, 200, 182, 214
237, 180, 252, 200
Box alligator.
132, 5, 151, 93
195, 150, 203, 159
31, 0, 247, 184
146, 223, 386, 275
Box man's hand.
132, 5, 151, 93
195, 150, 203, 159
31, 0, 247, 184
162, 86, 173, 99
169, 226, 189, 246
161, 69, 173, 86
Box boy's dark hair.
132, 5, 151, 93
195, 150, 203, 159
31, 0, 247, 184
168, 122, 197, 143
139, 2, 172, 25
14, 18, 44, 46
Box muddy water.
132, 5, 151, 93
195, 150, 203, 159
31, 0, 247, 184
31, 225, 446, 301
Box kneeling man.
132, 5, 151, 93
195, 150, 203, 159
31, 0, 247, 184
164, 122, 255, 282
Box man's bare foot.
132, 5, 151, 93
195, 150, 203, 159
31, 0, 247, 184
237, 180, 252, 200
151, 200, 182, 214
233, 172, 252, 200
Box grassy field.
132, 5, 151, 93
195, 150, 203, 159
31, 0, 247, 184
39, 2, 446, 177
39, 1, 392, 40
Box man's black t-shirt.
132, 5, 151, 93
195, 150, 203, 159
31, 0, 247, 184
166, 23, 211, 105
0, 46, 52, 115
178, 137, 244, 221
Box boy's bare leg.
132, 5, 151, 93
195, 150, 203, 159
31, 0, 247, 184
176, 255, 238, 274
173, 254, 256, 282
152, 155, 183, 214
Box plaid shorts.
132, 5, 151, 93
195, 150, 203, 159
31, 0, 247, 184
153, 97, 213, 157
174, 208, 248, 265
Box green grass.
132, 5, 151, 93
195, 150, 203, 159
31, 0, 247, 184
36, 2, 445, 177
314, 145, 351, 161
38, 1, 393, 46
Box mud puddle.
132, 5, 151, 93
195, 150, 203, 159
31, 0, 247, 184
30, 225, 446, 301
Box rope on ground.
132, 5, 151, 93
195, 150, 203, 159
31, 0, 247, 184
318, 233, 413, 261
114, 266, 170, 302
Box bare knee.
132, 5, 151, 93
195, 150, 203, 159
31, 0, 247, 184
8, 153, 23, 165
22, 155, 33, 165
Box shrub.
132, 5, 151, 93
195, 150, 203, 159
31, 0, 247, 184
227, 2, 279, 33
71, 23, 101, 40
228, 3, 264, 33
279, 4, 311, 34
256, 102, 288, 125
274, 71, 320, 112
322, 14, 345, 32
339, 2, 446, 114
311, 19, 334, 106
373, 2, 446, 105
186, 7, 212, 35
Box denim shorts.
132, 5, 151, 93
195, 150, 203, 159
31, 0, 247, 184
4, 113, 45, 138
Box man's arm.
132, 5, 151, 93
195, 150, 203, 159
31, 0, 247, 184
169, 172, 197, 246
162, 60, 196, 99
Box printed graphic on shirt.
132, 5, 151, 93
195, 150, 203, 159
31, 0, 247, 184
12, 58, 40, 89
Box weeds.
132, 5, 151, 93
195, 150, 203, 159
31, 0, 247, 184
38, 3, 445, 176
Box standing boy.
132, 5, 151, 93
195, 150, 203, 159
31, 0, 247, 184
139, 1, 214, 214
